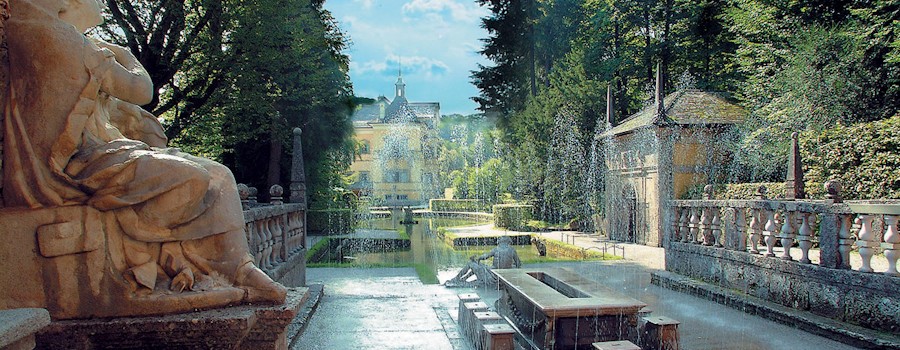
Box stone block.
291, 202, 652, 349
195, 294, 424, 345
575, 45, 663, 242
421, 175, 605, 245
0, 308, 51, 350
593, 340, 641, 350
460, 301, 489, 342
473, 311, 504, 350
482, 323, 515, 350
36, 288, 308, 350
639, 315, 679, 350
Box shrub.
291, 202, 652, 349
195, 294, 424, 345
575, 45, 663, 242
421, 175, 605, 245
429, 199, 489, 212
308, 209, 354, 234
493, 204, 533, 230
801, 114, 900, 199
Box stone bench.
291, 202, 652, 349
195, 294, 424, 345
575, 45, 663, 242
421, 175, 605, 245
0, 308, 50, 350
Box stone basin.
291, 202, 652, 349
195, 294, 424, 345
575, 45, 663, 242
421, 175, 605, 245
494, 267, 647, 350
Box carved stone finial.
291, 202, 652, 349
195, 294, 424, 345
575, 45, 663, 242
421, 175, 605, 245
237, 184, 250, 200
825, 179, 843, 203
702, 184, 715, 200
248, 187, 258, 204
756, 185, 768, 200
785, 131, 806, 200
293, 127, 302, 136
269, 185, 284, 205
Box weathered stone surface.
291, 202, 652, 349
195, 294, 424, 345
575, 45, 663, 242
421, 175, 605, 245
653, 271, 900, 350
665, 242, 900, 334
0, 308, 50, 349
495, 267, 647, 349
1, 0, 287, 318
35, 288, 308, 350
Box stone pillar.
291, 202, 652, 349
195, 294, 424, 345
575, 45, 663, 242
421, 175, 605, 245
818, 212, 841, 269
785, 132, 805, 200
289, 128, 307, 205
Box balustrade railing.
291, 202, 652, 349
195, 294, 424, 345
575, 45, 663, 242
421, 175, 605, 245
670, 198, 899, 276
243, 203, 306, 274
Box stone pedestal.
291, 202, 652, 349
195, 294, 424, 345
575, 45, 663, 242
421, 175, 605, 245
461, 301, 490, 342
0, 308, 50, 350
36, 288, 309, 350
482, 323, 515, 350
593, 340, 641, 350
639, 315, 680, 350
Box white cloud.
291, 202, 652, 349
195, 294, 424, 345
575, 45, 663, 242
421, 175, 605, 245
401, 0, 488, 23
351, 54, 450, 81
353, 0, 373, 10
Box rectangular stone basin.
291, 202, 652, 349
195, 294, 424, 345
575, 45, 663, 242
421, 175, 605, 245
494, 267, 647, 350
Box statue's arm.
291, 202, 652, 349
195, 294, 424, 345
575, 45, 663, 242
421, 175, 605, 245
93, 40, 152, 105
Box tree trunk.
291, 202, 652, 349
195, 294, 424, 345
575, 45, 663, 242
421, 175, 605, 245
267, 133, 283, 191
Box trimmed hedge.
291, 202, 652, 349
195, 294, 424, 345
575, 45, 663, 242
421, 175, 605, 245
308, 209, 354, 234
801, 114, 900, 200
429, 199, 489, 212
493, 204, 533, 230
681, 182, 826, 200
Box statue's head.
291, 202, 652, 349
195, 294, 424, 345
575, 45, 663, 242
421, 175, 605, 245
498, 236, 512, 246
59, 0, 105, 33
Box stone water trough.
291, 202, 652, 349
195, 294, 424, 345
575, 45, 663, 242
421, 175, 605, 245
494, 267, 651, 350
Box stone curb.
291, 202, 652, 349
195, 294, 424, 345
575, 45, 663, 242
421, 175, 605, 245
651, 271, 900, 350
287, 283, 324, 349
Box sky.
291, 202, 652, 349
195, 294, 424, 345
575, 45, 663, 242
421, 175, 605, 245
324, 0, 491, 116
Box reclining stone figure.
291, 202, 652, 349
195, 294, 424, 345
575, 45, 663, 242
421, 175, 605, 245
445, 236, 521, 288
0, 0, 285, 318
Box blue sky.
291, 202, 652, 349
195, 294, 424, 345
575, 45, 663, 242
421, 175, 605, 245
325, 0, 490, 116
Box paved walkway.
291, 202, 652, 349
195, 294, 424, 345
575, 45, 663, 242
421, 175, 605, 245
297, 224, 865, 350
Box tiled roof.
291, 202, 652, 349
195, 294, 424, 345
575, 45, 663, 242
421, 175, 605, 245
602, 89, 746, 137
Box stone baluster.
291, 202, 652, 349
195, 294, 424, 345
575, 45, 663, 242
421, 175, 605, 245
763, 208, 778, 257
734, 208, 747, 251
254, 221, 265, 267
748, 208, 761, 254
245, 221, 256, 256
883, 215, 899, 276
700, 206, 713, 246
711, 207, 723, 247
689, 208, 700, 244
796, 212, 815, 264
272, 216, 285, 263
779, 209, 796, 260
262, 219, 274, 270
672, 206, 682, 242
679, 208, 691, 243
855, 214, 877, 273
838, 214, 853, 269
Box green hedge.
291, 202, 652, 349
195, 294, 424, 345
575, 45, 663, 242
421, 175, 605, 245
493, 204, 533, 230
719, 182, 824, 200
429, 199, 489, 212
308, 209, 354, 234
801, 114, 900, 200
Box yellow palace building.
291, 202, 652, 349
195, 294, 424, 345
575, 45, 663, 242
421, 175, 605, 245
349, 73, 441, 206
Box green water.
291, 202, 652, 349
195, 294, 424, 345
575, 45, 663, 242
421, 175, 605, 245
344, 217, 548, 283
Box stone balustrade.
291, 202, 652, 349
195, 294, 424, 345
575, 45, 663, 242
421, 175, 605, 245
666, 189, 900, 336
243, 201, 307, 286
670, 199, 900, 276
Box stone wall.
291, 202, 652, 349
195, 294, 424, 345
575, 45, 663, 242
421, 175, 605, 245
665, 241, 900, 334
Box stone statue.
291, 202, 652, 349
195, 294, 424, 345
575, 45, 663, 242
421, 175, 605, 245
445, 236, 521, 288
0, 0, 285, 318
